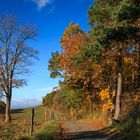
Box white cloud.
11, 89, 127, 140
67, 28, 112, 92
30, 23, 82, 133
34, 86, 54, 93
36, 0, 50, 10
28, 0, 52, 10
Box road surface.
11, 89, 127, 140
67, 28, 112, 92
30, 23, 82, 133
60, 120, 119, 140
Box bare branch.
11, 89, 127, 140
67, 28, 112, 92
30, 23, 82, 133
0, 13, 38, 99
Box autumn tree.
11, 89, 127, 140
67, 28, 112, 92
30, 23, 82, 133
60, 22, 87, 75
84, 0, 140, 120
0, 14, 38, 122
48, 23, 90, 89
48, 0, 140, 122
49, 23, 99, 112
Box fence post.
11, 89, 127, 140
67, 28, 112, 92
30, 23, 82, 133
51, 111, 54, 120
30, 108, 35, 136
45, 107, 47, 125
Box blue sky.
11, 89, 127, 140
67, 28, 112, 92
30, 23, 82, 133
0, 0, 93, 108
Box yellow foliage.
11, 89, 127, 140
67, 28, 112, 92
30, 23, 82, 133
99, 89, 110, 101
103, 104, 110, 112
124, 57, 134, 64
99, 88, 113, 113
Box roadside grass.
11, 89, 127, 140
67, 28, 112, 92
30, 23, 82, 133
81, 110, 109, 129
114, 104, 140, 140
19, 120, 61, 140
0, 106, 61, 140
0, 121, 29, 139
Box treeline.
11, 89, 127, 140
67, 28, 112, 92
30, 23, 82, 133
43, 0, 140, 123
42, 89, 84, 119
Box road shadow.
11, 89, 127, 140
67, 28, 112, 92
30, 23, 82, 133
11, 109, 24, 114
62, 127, 120, 140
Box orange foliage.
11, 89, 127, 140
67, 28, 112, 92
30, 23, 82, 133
60, 23, 88, 75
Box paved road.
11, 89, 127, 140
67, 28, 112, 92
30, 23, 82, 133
60, 120, 118, 140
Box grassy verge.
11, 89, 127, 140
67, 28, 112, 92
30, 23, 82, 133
20, 120, 60, 140
114, 105, 140, 140
0, 106, 61, 140
0, 106, 44, 140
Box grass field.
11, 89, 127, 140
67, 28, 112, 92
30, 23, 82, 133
12, 106, 45, 123
0, 106, 62, 140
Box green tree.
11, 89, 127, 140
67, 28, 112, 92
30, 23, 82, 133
48, 51, 62, 78
62, 89, 83, 118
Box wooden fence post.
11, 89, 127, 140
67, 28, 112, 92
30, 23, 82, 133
45, 107, 47, 125
51, 111, 54, 120
30, 108, 35, 136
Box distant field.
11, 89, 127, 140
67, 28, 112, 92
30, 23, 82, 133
11, 106, 45, 123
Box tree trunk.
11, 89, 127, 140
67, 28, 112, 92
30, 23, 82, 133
132, 70, 135, 84
75, 109, 78, 119
89, 96, 93, 114
5, 96, 11, 123
114, 72, 122, 120
136, 45, 140, 85
114, 44, 123, 120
